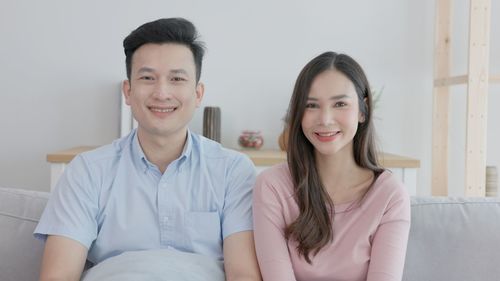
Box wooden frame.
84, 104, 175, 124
465, 0, 491, 196
432, 0, 497, 196
432, 0, 452, 196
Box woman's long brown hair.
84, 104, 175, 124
284, 52, 383, 263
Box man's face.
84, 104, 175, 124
123, 43, 204, 140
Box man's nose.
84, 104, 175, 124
152, 79, 173, 100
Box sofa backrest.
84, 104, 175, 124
2, 187, 500, 281
403, 196, 500, 281
0, 187, 49, 281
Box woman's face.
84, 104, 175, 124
301, 70, 364, 158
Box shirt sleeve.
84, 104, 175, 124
253, 171, 297, 281
221, 154, 257, 239
366, 182, 411, 281
33, 154, 99, 249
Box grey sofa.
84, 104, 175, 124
1, 186, 500, 281
0, 187, 48, 281
402, 196, 500, 281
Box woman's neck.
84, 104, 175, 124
315, 149, 373, 204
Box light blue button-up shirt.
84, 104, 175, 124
34, 129, 256, 264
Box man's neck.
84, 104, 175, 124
137, 128, 188, 173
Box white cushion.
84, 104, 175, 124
81, 249, 225, 281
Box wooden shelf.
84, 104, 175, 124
47, 146, 419, 169
378, 152, 420, 168
46, 146, 98, 163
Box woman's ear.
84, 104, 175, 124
359, 97, 368, 123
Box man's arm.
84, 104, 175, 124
39, 235, 88, 281
223, 231, 262, 281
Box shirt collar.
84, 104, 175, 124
176, 129, 193, 170
131, 128, 193, 173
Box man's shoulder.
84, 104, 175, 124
76, 134, 131, 168
192, 134, 252, 163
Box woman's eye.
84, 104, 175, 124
305, 103, 318, 108
335, 102, 347, 107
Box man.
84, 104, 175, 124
35, 18, 261, 281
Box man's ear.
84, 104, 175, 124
122, 80, 132, 106
195, 82, 205, 108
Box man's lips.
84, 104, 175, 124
148, 106, 176, 113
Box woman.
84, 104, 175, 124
253, 52, 410, 281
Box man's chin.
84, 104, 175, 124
140, 126, 188, 139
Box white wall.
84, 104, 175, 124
0, 0, 498, 195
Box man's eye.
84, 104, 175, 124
172, 77, 186, 82
140, 76, 154, 81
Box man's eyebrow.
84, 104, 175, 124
307, 94, 351, 101
136, 67, 190, 76
137, 67, 154, 74
170, 69, 189, 75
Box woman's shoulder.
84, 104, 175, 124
254, 163, 295, 197
258, 162, 290, 178
367, 170, 410, 204
365, 170, 411, 221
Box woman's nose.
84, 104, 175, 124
318, 108, 334, 125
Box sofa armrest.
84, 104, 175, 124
403, 196, 500, 281
0, 187, 49, 281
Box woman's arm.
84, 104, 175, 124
253, 174, 297, 281
366, 187, 411, 281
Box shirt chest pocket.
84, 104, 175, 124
185, 211, 222, 258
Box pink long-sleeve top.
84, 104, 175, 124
253, 163, 411, 281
